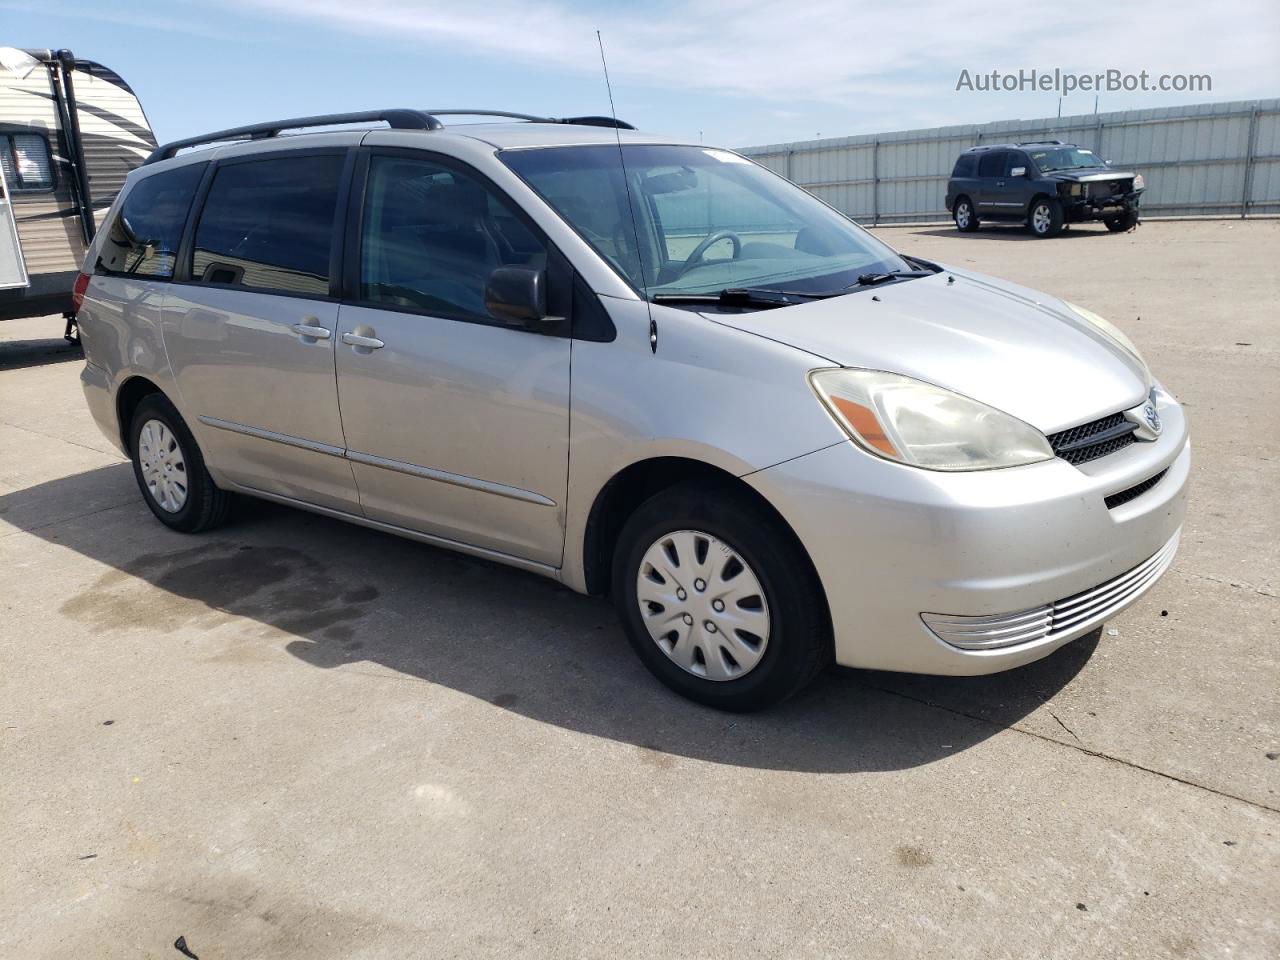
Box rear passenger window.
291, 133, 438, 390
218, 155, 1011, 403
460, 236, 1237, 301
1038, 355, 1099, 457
977, 152, 1007, 177
359, 155, 547, 321
192, 154, 344, 296
952, 154, 976, 178
95, 164, 204, 279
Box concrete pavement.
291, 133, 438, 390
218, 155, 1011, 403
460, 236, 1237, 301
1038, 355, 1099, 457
1, 219, 1277, 959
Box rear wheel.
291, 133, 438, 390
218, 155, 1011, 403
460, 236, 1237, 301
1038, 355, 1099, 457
612, 483, 830, 711
1028, 198, 1065, 238
129, 394, 231, 533
1105, 209, 1139, 232
953, 197, 979, 232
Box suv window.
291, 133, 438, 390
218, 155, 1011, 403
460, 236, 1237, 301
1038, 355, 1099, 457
95, 163, 205, 279
976, 151, 1007, 177
952, 154, 977, 178
359, 155, 547, 321
192, 154, 344, 296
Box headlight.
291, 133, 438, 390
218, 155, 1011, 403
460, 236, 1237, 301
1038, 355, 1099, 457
1063, 301, 1150, 381
1133, 174, 1145, 190
809, 369, 1054, 471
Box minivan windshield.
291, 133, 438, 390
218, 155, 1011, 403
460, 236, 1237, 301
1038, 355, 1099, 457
501, 144, 911, 303
1029, 147, 1105, 172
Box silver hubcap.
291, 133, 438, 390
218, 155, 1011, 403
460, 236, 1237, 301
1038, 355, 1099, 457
956, 204, 970, 227
1033, 205, 1051, 232
138, 419, 188, 513
636, 529, 771, 681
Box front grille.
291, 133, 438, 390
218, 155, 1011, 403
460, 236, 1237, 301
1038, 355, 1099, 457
1104, 469, 1168, 509
1086, 178, 1131, 198
1047, 412, 1138, 465
922, 531, 1181, 651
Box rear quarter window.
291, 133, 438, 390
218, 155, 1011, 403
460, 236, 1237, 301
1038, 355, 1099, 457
95, 163, 205, 279
952, 154, 977, 178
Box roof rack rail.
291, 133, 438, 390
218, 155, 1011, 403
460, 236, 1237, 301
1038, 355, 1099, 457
144, 109, 441, 164
144, 107, 638, 165
1016, 139, 1065, 146
418, 110, 635, 130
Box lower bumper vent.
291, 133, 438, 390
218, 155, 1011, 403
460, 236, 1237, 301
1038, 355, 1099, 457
922, 531, 1180, 651
1104, 469, 1168, 509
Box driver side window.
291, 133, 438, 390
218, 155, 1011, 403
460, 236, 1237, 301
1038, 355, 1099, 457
359, 156, 547, 322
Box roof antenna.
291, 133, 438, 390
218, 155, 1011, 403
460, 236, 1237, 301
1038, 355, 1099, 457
597, 30, 657, 354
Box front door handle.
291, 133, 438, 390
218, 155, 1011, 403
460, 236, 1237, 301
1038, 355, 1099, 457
292, 319, 331, 339
341, 331, 385, 350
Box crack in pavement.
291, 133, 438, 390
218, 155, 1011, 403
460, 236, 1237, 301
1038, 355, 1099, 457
0, 417, 125, 459
861, 680, 1280, 816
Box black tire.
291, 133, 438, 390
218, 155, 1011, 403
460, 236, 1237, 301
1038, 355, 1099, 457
1104, 209, 1139, 232
611, 482, 831, 711
1028, 197, 1065, 238
129, 393, 232, 533
953, 196, 979, 232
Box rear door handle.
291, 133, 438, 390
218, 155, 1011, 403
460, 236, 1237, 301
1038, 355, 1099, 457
341, 332, 385, 349
291, 321, 331, 340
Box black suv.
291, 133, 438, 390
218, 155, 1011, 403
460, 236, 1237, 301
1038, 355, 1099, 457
945, 141, 1145, 238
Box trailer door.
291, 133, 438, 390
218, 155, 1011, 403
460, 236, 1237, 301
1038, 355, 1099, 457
0, 163, 29, 290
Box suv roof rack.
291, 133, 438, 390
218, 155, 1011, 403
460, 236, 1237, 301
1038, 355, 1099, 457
1016, 139, 1065, 146
144, 108, 636, 164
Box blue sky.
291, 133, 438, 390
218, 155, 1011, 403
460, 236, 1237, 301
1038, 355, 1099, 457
6, 0, 1279, 148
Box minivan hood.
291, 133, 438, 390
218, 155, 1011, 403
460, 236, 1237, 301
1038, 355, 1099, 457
705, 269, 1149, 434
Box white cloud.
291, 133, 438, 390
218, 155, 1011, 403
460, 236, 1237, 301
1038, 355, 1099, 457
235, 0, 1280, 106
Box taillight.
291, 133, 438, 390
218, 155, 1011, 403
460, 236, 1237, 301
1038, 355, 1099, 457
70, 272, 90, 315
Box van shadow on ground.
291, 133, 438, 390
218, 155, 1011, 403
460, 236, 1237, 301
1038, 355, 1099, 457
3, 462, 1099, 774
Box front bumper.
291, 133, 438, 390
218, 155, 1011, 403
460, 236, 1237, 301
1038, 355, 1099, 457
1064, 190, 1142, 220
745, 392, 1188, 675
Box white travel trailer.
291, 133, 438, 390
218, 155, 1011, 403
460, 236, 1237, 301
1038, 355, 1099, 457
0, 47, 155, 335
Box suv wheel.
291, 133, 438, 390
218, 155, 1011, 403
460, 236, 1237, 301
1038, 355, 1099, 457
1028, 198, 1064, 238
953, 197, 979, 232
129, 394, 232, 533
612, 483, 831, 711
1104, 209, 1139, 232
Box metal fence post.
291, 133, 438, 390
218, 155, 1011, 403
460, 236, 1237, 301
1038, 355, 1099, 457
1241, 108, 1259, 219
872, 140, 880, 226
785, 148, 794, 182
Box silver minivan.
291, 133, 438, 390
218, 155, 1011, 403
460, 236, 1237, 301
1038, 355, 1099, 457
75, 109, 1189, 710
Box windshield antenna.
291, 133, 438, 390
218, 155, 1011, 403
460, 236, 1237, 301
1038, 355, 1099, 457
597, 30, 657, 354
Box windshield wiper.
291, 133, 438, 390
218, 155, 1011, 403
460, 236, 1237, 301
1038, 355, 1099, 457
652, 287, 823, 310
848, 270, 933, 288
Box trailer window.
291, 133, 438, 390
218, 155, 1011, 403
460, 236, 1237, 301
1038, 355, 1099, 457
0, 133, 55, 193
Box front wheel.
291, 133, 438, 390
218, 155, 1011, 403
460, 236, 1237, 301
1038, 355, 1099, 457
1105, 209, 1139, 232
953, 197, 979, 232
129, 393, 232, 533
1028, 198, 1065, 237
612, 483, 831, 711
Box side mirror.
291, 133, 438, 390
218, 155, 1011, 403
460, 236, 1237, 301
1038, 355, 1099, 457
1010, 166, 1027, 178
485, 267, 548, 327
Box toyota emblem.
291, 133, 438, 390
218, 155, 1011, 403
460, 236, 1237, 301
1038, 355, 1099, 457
1143, 403, 1161, 434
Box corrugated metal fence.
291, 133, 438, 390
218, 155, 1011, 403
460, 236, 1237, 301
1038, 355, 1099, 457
739, 98, 1280, 224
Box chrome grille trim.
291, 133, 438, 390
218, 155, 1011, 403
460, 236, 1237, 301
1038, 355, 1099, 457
922, 530, 1180, 651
